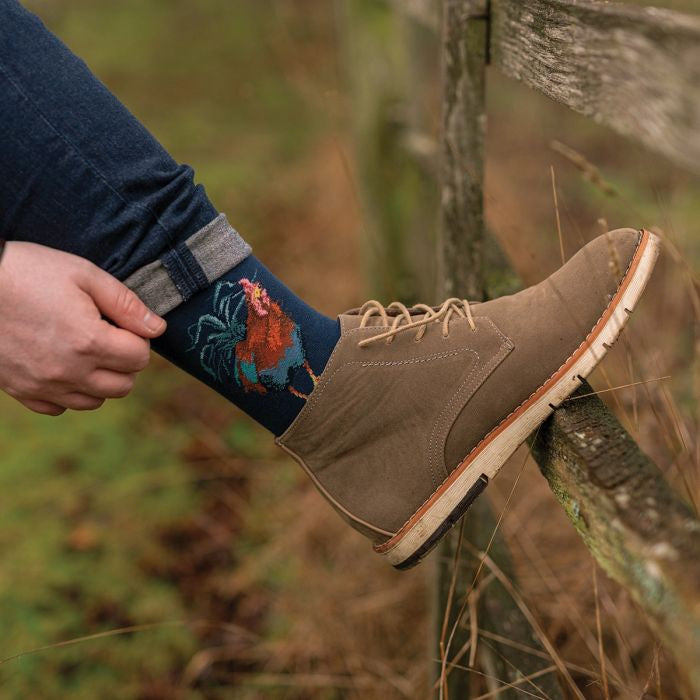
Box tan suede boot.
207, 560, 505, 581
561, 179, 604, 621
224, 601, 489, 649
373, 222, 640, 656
276, 229, 660, 569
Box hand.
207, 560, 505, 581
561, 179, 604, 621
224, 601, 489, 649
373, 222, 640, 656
0, 241, 166, 415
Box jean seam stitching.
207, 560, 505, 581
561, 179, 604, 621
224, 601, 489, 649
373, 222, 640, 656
161, 249, 192, 300
174, 249, 196, 295
177, 241, 209, 291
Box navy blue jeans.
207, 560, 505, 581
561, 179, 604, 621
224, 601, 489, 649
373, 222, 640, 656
0, 0, 250, 313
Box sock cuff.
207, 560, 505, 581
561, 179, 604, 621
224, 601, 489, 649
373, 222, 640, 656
124, 213, 252, 316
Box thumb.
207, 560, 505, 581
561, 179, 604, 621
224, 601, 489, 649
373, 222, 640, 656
80, 264, 167, 338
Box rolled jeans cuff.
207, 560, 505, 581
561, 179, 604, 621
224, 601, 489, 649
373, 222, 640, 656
124, 213, 251, 316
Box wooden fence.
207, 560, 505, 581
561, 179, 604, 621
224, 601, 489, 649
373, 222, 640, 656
345, 0, 700, 695
440, 0, 700, 695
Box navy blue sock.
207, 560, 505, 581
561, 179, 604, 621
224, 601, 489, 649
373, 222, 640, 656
152, 255, 341, 435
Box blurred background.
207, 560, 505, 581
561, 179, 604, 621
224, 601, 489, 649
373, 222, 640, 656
1, 0, 698, 697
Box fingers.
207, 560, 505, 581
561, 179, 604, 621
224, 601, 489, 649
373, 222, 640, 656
60, 393, 106, 411
84, 370, 137, 399
15, 393, 100, 413
18, 373, 133, 413
93, 322, 153, 373
17, 398, 66, 416
79, 264, 167, 338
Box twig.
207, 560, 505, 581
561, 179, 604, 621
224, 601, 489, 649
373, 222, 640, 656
443, 437, 536, 676
439, 518, 466, 700
592, 563, 610, 700
564, 376, 672, 401
550, 165, 565, 265
463, 545, 585, 700
0, 621, 185, 666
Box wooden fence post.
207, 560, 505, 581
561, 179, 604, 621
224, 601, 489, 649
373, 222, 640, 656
485, 0, 700, 691
435, 2, 565, 697
438, 0, 487, 302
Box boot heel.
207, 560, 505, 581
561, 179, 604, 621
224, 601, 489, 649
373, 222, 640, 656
394, 474, 489, 570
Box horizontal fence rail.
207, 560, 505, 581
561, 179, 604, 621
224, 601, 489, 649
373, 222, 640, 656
491, 0, 700, 173
531, 382, 700, 692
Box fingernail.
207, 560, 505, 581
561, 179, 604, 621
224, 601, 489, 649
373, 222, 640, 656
144, 312, 166, 333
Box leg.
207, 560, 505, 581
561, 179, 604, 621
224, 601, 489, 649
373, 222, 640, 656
0, 0, 339, 434
155, 256, 340, 435
0, 0, 246, 291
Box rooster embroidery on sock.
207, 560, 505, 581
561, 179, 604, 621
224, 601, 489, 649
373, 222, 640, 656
187, 277, 318, 398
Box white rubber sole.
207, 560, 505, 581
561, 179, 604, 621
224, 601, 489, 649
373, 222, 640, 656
376, 230, 660, 569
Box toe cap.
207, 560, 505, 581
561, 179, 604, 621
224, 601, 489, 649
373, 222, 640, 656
444, 229, 644, 471
553, 228, 642, 300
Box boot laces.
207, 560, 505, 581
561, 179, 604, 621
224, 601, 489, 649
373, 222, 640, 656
357, 298, 475, 347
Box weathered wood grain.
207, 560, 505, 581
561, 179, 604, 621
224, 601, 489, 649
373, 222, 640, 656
491, 0, 700, 173
439, 0, 489, 302
531, 382, 700, 695
436, 3, 565, 696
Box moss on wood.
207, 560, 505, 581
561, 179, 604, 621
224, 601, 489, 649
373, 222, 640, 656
532, 382, 700, 694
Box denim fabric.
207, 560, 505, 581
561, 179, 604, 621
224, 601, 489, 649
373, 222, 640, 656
0, 0, 249, 302
123, 214, 252, 316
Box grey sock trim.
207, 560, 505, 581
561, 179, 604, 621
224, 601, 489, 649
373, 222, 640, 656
124, 213, 252, 316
